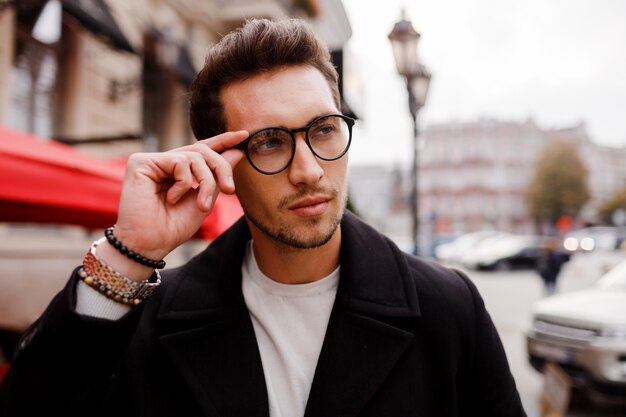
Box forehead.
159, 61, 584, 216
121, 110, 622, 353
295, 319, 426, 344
221, 65, 338, 131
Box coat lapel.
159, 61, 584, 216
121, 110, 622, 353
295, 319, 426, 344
305, 213, 422, 417
151, 213, 421, 417
155, 218, 270, 417
158, 312, 269, 417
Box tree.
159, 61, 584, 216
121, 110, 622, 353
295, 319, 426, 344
597, 187, 626, 225
526, 141, 590, 228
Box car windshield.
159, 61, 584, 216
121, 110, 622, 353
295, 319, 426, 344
597, 260, 626, 290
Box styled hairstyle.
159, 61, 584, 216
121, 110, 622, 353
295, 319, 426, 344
189, 18, 341, 140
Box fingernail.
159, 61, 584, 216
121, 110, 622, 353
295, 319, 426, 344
205, 196, 213, 208
226, 176, 234, 188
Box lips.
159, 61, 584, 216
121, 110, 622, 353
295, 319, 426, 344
288, 195, 331, 217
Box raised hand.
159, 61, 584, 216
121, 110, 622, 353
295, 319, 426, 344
97, 131, 248, 280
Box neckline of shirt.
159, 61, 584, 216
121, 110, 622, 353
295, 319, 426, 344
244, 240, 340, 297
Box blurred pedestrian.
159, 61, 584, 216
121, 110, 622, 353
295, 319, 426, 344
0, 18, 526, 417
537, 240, 568, 296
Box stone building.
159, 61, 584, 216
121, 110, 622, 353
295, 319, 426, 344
0, 0, 353, 157
349, 118, 626, 247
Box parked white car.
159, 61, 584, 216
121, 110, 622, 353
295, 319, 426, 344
526, 260, 626, 400
460, 234, 545, 271
435, 231, 505, 265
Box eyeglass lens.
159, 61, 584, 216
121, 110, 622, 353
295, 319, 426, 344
246, 115, 351, 174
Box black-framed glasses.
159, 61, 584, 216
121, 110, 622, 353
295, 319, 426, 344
234, 114, 355, 175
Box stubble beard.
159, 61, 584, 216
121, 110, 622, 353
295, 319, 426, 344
244, 186, 346, 250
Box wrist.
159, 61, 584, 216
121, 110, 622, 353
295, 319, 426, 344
104, 227, 167, 270
111, 227, 169, 262
96, 238, 155, 282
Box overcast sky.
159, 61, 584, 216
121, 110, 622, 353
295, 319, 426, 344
341, 0, 626, 165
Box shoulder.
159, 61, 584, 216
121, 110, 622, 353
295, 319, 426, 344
402, 251, 483, 318
342, 211, 481, 310
146, 217, 251, 314
341, 212, 484, 325
398, 251, 501, 371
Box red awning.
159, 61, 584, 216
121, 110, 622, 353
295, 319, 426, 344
0, 128, 242, 240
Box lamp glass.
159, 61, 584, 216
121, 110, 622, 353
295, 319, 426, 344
410, 70, 431, 108
388, 16, 420, 77
390, 38, 418, 77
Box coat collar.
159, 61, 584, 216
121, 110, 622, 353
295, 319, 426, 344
336, 211, 421, 318
156, 211, 421, 321
155, 211, 421, 417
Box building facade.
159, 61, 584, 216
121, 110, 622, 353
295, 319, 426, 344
349, 118, 626, 247
0, 0, 353, 157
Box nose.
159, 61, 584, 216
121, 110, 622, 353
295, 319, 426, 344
288, 134, 324, 185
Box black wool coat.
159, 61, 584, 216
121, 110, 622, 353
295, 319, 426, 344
0, 212, 526, 417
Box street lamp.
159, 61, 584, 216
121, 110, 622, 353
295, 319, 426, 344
389, 10, 431, 256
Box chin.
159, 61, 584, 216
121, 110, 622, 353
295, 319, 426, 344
246, 207, 343, 250
287, 222, 339, 249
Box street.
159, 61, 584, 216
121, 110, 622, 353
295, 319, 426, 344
456, 251, 626, 417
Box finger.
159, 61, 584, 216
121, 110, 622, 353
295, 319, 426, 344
183, 146, 245, 195
196, 186, 220, 214
160, 130, 247, 198
209, 148, 246, 194
173, 130, 248, 155
165, 157, 195, 205
188, 155, 219, 211
197, 130, 249, 153
190, 149, 245, 206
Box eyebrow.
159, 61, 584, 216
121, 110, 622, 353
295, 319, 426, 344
251, 111, 340, 132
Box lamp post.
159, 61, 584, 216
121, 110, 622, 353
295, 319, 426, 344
389, 10, 431, 256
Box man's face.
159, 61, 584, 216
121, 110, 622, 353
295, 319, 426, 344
222, 65, 348, 250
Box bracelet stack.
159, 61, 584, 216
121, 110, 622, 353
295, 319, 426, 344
105, 226, 166, 269
80, 238, 161, 305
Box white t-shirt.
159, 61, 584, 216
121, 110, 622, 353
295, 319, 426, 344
242, 241, 339, 417
75, 240, 339, 417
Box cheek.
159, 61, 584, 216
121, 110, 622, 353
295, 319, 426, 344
328, 159, 348, 188
233, 166, 275, 208
233, 165, 255, 201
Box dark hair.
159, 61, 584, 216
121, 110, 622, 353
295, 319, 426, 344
189, 18, 340, 140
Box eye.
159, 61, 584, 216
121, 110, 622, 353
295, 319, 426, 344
318, 125, 336, 135
310, 120, 339, 138
309, 116, 343, 139
249, 130, 290, 155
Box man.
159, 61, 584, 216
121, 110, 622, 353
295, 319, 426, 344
537, 239, 569, 296
0, 19, 526, 416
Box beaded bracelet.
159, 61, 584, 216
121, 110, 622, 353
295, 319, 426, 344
104, 226, 166, 269
80, 238, 161, 305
